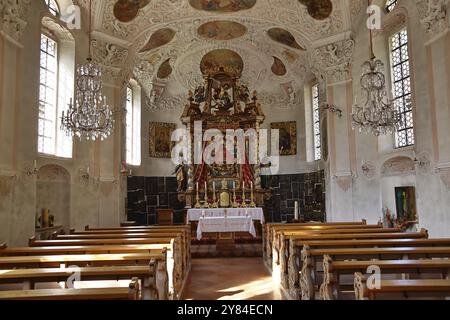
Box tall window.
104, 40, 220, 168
125, 84, 141, 166
46, 0, 59, 16
390, 28, 414, 148
312, 84, 321, 160
386, 0, 398, 12
38, 34, 58, 155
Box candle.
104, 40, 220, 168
34, 160, 37, 170
213, 181, 216, 194
233, 181, 236, 190
204, 181, 207, 192
242, 181, 245, 190
294, 201, 299, 220
87, 166, 90, 174
251, 181, 253, 190
196, 182, 199, 191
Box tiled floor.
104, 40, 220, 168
182, 258, 283, 300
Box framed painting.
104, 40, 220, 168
271, 121, 297, 156
149, 122, 176, 158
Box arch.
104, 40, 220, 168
36, 165, 71, 233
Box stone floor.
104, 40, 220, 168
181, 258, 283, 300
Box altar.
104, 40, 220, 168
187, 208, 264, 224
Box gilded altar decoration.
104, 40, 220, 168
177, 48, 271, 208
149, 122, 176, 158
271, 121, 297, 156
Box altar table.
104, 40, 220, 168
187, 208, 265, 224
196, 216, 257, 240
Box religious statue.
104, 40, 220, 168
173, 163, 187, 191
217, 86, 233, 111
193, 85, 206, 104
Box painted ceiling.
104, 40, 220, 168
73, 0, 364, 110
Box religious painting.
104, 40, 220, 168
113, 0, 150, 23
200, 49, 244, 76
139, 28, 176, 53
395, 187, 417, 222
298, 0, 333, 20
189, 0, 257, 13
271, 56, 287, 76
157, 58, 173, 79
149, 122, 176, 158
271, 122, 297, 156
267, 28, 305, 50
198, 21, 247, 41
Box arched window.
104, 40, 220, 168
46, 0, 60, 16
125, 82, 141, 166
312, 84, 321, 161
385, 0, 398, 13
38, 17, 74, 158
389, 28, 415, 148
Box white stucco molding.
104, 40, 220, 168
416, 0, 449, 35
0, 0, 31, 47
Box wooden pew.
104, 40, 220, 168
282, 230, 428, 299
0, 252, 169, 299
263, 220, 368, 267
354, 273, 450, 300
0, 241, 182, 298
0, 278, 141, 300
322, 258, 450, 300
275, 228, 403, 293
55, 230, 190, 276
300, 244, 450, 300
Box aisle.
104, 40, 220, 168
181, 258, 283, 300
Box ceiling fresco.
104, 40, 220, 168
197, 21, 247, 41
200, 49, 244, 76
267, 28, 306, 50
188, 0, 257, 13
271, 57, 287, 76
157, 58, 173, 79
113, 0, 150, 23
139, 28, 176, 53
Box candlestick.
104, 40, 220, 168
241, 181, 247, 208
294, 201, 299, 220
195, 182, 201, 208
249, 181, 256, 207
87, 166, 90, 175
34, 160, 37, 170
202, 181, 209, 208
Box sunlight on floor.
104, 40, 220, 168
217, 278, 280, 300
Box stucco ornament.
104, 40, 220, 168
334, 175, 353, 192
381, 157, 415, 177
314, 39, 355, 84
0, 0, 31, 43
440, 169, 450, 190
416, 0, 449, 34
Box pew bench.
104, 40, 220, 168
286, 235, 449, 299
277, 230, 427, 297
264, 220, 369, 267
0, 278, 141, 300
300, 245, 450, 300
0, 252, 169, 299
0, 242, 182, 298
321, 257, 450, 300
354, 273, 450, 300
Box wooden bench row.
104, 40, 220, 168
0, 224, 191, 300
265, 221, 450, 300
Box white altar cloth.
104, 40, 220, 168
196, 216, 257, 240
187, 208, 264, 224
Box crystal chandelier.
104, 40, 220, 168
61, 0, 114, 141
352, 0, 401, 136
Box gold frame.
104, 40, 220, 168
271, 121, 297, 156
149, 122, 176, 158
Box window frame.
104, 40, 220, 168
388, 26, 416, 149
312, 83, 322, 161
38, 32, 59, 156
125, 83, 141, 167
46, 0, 60, 16
385, 0, 398, 13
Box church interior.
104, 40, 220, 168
1, 0, 450, 301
